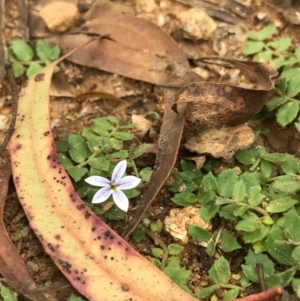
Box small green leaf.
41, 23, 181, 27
168, 244, 184, 256
219, 204, 240, 221
265, 97, 287, 111
276, 101, 299, 126
131, 228, 145, 243
283, 208, 300, 241
266, 268, 295, 289
240, 171, 262, 193
235, 213, 259, 232
198, 190, 216, 205
171, 192, 197, 206
49, 45, 61, 60
255, 50, 272, 62
292, 246, 300, 262
252, 240, 268, 253
55, 139, 69, 153
88, 157, 110, 171
243, 224, 270, 243
106, 150, 129, 159
262, 216, 274, 225
112, 132, 134, 140
217, 169, 239, 198
198, 285, 220, 300
36, 40, 52, 62
164, 257, 192, 294
246, 31, 259, 40
260, 159, 272, 178
209, 256, 231, 284
268, 37, 292, 51
271, 175, 300, 193
281, 68, 300, 82
180, 160, 196, 171
188, 225, 212, 242
295, 46, 300, 57
220, 230, 241, 252
271, 57, 292, 70
139, 167, 152, 182
287, 73, 300, 97
58, 153, 74, 170
150, 257, 161, 268
262, 152, 289, 162
265, 225, 295, 265
68, 134, 89, 163
281, 154, 298, 175
119, 123, 137, 129
68, 294, 87, 301
201, 171, 218, 191
93, 117, 115, 131
295, 122, 300, 132
248, 185, 263, 206
242, 250, 275, 282
132, 143, 149, 159
12, 63, 25, 77
257, 25, 276, 40
232, 180, 245, 202
292, 278, 300, 295
206, 240, 216, 257
223, 289, 240, 300
10, 40, 33, 61
200, 203, 219, 222
266, 196, 298, 213
0, 284, 18, 301
26, 62, 43, 78
243, 41, 265, 55
151, 247, 163, 258
235, 149, 256, 164
67, 166, 88, 182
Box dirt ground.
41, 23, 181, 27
1, 0, 300, 300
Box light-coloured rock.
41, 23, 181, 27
178, 8, 217, 40
136, 0, 158, 13
132, 114, 152, 138
39, 2, 78, 33
164, 206, 211, 244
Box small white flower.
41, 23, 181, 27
85, 160, 141, 212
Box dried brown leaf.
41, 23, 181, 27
52, 11, 202, 87
173, 57, 278, 127
185, 125, 255, 159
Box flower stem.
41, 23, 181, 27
76, 146, 105, 167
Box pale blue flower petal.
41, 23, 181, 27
112, 189, 129, 212
85, 176, 111, 187
112, 160, 127, 183
91, 186, 112, 204
118, 176, 141, 190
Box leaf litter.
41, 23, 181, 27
1, 0, 297, 300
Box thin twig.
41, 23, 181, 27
256, 263, 266, 292
142, 226, 169, 270
0, 64, 19, 157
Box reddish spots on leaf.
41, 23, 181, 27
85, 211, 91, 219
121, 284, 129, 292
55, 234, 61, 240
43, 131, 50, 137
77, 204, 85, 210
12, 143, 22, 153
34, 73, 45, 82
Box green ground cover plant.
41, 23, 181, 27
243, 25, 300, 129
8, 40, 61, 78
